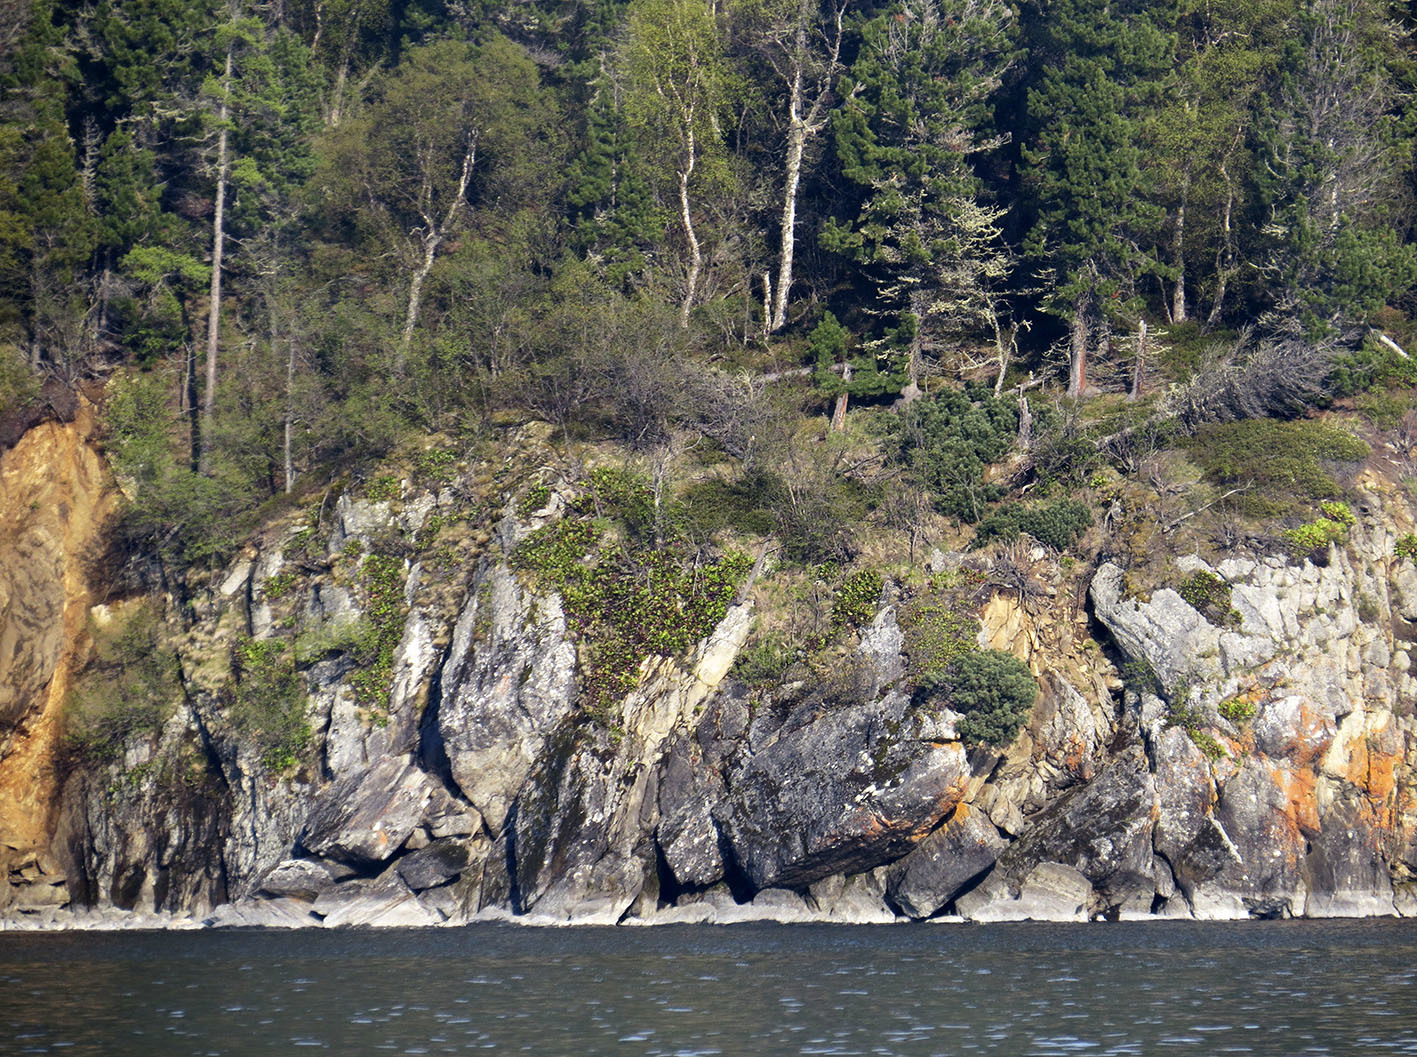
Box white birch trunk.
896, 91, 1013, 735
677, 126, 701, 329
201, 44, 233, 471
397, 138, 476, 371
1171, 200, 1187, 323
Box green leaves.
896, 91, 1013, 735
921, 649, 1038, 747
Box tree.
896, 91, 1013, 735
313, 35, 557, 371
1019, 0, 1173, 396
739, 0, 850, 332
1253, 0, 1416, 336
198, 4, 320, 468
620, 0, 736, 327
566, 67, 663, 289
822, 0, 1017, 396
0, 0, 99, 373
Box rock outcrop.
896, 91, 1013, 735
3, 421, 1416, 928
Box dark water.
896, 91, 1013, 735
3, 919, 1416, 1056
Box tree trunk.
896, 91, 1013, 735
1130, 318, 1147, 401
677, 128, 701, 329
396, 138, 476, 372
992, 318, 1014, 398
761, 271, 772, 340
327, 58, 348, 127
1068, 297, 1088, 398
201, 43, 233, 473
1018, 394, 1032, 451
830, 361, 852, 431
398, 231, 441, 370
1171, 199, 1187, 323
1208, 155, 1237, 325
772, 113, 807, 333
283, 334, 296, 493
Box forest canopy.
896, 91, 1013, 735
3, 0, 1415, 577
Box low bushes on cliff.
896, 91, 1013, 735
65, 601, 180, 764
917, 648, 1039, 747
511, 468, 750, 715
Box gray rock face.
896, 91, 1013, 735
1090, 563, 1222, 690
311, 873, 436, 927
1151, 726, 1237, 898
956, 862, 1094, 922
656, 732, 728, 889
886, 805, 1005, 918
508, 606, 754, 923
301, 757, 433, 865
256, 858, 345, 902
396, 839, 474, 891
991, 745, 1157, 913
438, 564, 578, 833
719, 691, 971, 890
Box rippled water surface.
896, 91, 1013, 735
3, 919, 1416, 1055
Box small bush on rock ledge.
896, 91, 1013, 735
919, 649, 1039, 748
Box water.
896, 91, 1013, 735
2, 919, 1416, 1056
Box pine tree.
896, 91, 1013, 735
821, 0, 1016, 397
566, 69, 663, 288
1019, 0, 1172, 396
0, 0, 99, 373
1253, 0, 1416, 336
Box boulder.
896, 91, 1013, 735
719, 690, 970, 891
437, 565, 578, 832
886, 805, 1005, 919
656, 732, 728, 889
255, 858, 346, 902
395, 839, 475, 891
1090, 562, 1221, 690
311, 875, 436, 928
300, 757, 434, 865
992, 744, 1157, 911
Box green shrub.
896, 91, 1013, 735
922, 649, 1038, 747
1319, 500, 1355, 526
66, 602, 180, 762
1396, 534, 1417, 563
679, 476, 777, 539
899, 576, 979, 684
731, 633, 796, 685
231, 638, 311, 773
831, 569, 882, 632
364, 475, 401, 502
263, 571, 299, 600
347, 553, 407, 715
511, 519, 600, 579
1183, 419, 1368, 516
1218, 697, 1257, 724
518, 483, 552, 517
1177, 570, 1241, 627
0, 344, 38, 417
512, 482, 751, 714
972, 499, 1092, 551
1282, 504, 1354, 556
413, 447, 458, 485
892, 384, 1017, 522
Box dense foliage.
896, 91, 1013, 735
4, 0, 1415, 591
924, 649, 1039, 747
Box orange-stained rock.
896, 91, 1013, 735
0, 401, 115, 850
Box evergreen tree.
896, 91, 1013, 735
822, 0, 1016, 398
1019, 0, 1172, 396
0, 0, 99, 373
1253, 0, 1416, 336
566, 70, 663, 288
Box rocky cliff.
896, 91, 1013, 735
3, 418, 1415, 926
